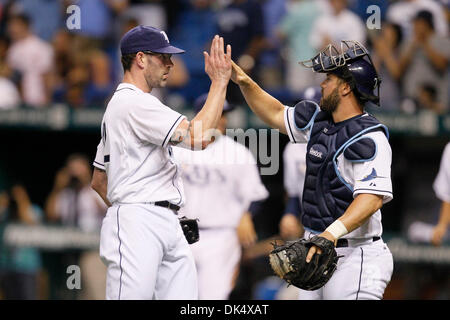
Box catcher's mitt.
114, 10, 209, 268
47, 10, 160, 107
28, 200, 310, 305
179, 216, 199, 244
269, 236, 340, 290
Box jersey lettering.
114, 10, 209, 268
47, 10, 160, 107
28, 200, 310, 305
184, 166, 226, 186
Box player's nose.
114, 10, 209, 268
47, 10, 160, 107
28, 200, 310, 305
165, 57, 174, 68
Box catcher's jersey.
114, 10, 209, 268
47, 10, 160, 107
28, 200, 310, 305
173, 135, 269, 228
433, 142, 450, 203
284, 105, 393, 239
94, 82, 186, 205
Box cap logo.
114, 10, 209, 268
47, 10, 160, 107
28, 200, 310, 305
160, 31, 169, 43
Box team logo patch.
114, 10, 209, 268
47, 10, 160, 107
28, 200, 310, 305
359, 168, 387, 182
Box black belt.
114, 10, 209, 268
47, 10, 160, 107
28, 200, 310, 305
336, 236, 380, 248
154, 201, 180, 211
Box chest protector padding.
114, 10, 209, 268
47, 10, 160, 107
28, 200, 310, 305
294, 106, 388, 232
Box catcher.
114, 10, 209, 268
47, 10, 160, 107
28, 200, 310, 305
232, 40, 394, 299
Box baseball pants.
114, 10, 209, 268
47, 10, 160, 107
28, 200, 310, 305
297, 231, 394, 300
99, 203, 198, 300
190, 228, 241, 300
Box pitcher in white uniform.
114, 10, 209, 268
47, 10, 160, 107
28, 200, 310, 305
90, 26, 232, 300
173, 94, 269, 299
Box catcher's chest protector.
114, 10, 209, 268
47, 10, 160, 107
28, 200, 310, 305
294, 107, 388, 232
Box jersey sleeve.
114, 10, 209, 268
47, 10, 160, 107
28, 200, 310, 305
351, 131, 393, 203
433, 142, 450, 203
129, 96, 186, 147
93, 139, 105, 171
284, 100, 320, 144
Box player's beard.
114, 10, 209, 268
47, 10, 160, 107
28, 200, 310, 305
320, 87, 340, 114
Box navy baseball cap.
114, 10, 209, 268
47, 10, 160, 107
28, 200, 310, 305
120, 26, 185, 55
194, 93, 234, 114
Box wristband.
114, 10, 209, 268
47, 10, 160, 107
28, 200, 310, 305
325, 220, 348, 239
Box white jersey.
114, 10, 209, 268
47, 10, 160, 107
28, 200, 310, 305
284, 106, 393, 239
173, 135, 269, 229
433, 142, 450, 203
283, 142, 307, 199
93, 83, 186, 205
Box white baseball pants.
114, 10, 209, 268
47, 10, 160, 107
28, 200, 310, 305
99, 203, 198, 300
190, 228, 241, 300
297, 231, 394, 300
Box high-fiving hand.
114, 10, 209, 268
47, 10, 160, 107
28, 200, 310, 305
204, 35, 232, 85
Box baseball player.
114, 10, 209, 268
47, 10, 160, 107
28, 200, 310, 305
231, 40, 394, 299
90, 26, 232, 300
280, 87, 321, 240
431, 142, 450, 246
172, 93, 268, 299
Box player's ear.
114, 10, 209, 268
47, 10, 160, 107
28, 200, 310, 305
136, 52, 146, 69
340, 81, 352, 97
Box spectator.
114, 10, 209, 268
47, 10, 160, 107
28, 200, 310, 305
45, 153, 106, 232
45, 153, 107, 299
0, 35, 20, 109
9, 0, 63, 42
277, 0, 323, 92
398, 10, 450, 112
371, 22, 404, 111
417, 84, 446, 114
0, 183, 43, 299
169, 0, 218, 104
386, 0, 448, 39
309, 0, 366, 51
51, 30, 114, 109
216, 0, 266, 104
51, 30, 74, 103
84, 50, 114, 108
258, 0, 287, 90
6, 13, 53, 107
69, 0, 129, 45
123, 0, 165, 30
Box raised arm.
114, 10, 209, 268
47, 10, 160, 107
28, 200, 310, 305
170, 35, 232, 150
230, 60, 286, 134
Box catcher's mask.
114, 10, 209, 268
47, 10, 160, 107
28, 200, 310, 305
300, 40, 381, 106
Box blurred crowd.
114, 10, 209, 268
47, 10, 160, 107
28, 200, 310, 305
0, 0, 448, 113
0, 153, 107, 299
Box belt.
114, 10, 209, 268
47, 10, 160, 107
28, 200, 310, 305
336, 236, 380, 248
154, 201, 180, 211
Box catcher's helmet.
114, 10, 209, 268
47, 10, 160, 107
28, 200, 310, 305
300, 40, 381, 106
